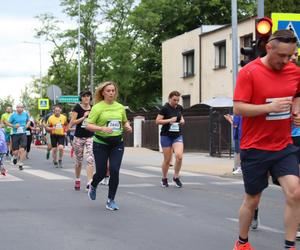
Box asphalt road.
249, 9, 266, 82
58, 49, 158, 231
0, 146, 290, 250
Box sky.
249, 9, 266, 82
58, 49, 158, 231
0, 0, 75, 103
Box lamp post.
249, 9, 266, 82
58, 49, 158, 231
77, 0, 81, 96
23, 41, 42, 98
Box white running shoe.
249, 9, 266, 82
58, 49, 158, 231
100, 177, 109, 186
232, 167, 242, 175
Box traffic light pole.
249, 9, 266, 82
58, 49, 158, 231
231, 0, 238, 91
257, 0, 264, 18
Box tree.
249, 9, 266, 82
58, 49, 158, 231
0, 96, 14, 117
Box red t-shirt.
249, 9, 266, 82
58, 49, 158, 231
234, 58, 300, 151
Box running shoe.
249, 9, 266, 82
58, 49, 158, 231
106, 199, 119, 210
88, 185, 97, 200
53, 161, 58, 168
0, 167, 7, 176
233, 241, 254, 250
232, 167, 242, 175
19, 165, 23, 171
296, 225, 300, 240
100, 176, 109, 186
58, 160, 63, 168
173, 177, 183, 188
85, 183, 90, 192
46, 150, 50, 160
74, 180, 80, 191
161, 178, 169, 187
12, 156, 17, 165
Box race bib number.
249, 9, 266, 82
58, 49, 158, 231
107, 120, 121, 132
81, 119, 87, 128
25, 130, 31, 136
16, 126, 24, 134
266, 96, 292, 120
169, 122, 179, 132
55, 123, 63, 129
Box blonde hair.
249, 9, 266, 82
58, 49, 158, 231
94, 81, 119, 104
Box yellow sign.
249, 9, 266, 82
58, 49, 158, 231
271, 13, 300, 54
38, 98, 49, 110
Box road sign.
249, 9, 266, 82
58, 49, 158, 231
58, 95, 80, 103
46, 85, 62, 102
38, 98, 49, 110
271, 13, 300, 53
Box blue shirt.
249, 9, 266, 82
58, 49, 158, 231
9, 112, 29, 135
233, 115, 242, 140
0, 128, 7, 154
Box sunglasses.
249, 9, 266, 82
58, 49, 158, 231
268, 36, 298, 43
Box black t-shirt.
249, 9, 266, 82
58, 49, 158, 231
73, 104, 94, 138
159, 103, 183, 137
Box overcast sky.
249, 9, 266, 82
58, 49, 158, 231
0, 0, 74, 103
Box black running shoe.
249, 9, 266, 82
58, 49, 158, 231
173, 177, 183, 188
13, 157, 17, 165
53, 161, 58, 168
161, 178, 169, 187
19, 165, 23, 171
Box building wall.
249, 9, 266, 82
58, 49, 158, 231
162, 28, 201, 105
200, 18, 256, 102
162, 18, 256, 106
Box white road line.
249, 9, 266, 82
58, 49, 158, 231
119, 183, 155, 188
0, 174, 23, 182
24, 169, 71, 180
140, 166, 206, 177
120, 169, 158, 178
127, 191, 185, 208
227, 218, 284, 234
62, 168, 87, 176
211, 181, 244, 185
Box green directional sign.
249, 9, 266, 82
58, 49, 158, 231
58, 95, 80, 103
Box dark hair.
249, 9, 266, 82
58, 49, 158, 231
80, 89, 92, 97
268, 29, 298, 44
168, 91, 181, 99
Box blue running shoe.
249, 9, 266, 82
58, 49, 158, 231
106, 199, 119, 210
88, 185, 97, 200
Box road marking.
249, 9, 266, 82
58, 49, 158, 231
62, 168, 86, 176
140, 166, 206, 177
227, 218, 284, 234
0, 173, 23, 182
24, 169, 71, 180
211, 181, 244, 185
119, 183, 155, 188
120, 169, 158, 178
127, 191, 185, 208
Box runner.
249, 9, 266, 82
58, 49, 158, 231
25, 115, 35, 159
86, 81, 132, 210
7, 103, 30, 170
1, 106, 12, 157
42, 109, 54, 159
155, 90, 185, 188
70, 90, 94, 191
0, 125, 8, 175
233, 30, 300, 250
46, 105, 68, 168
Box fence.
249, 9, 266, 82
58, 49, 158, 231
124, 104, 232, 157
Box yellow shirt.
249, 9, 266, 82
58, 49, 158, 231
47, 114, 67, 135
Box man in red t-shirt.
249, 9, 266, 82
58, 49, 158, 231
233, 29, 300, 250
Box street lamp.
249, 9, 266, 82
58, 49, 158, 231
77, 0, 81, 96
23, 41, 42, 98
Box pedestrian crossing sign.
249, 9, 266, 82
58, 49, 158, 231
38, 98, 50, 110
271, 13, 300, 54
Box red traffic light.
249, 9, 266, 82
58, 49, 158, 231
256, 17, 272, 37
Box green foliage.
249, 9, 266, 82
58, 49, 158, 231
0, 96, 14, 118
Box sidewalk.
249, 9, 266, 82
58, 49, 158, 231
33, 145, 234, 177
123, 147, 233, 176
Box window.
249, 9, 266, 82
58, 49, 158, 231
214, 41, 226, 69
182, 50, 194, 78
182, 95, 191, 108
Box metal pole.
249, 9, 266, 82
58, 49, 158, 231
257, 0, 264, 18
39, 43, 42, 97
231, 0, 238, 92
77, 0, 81, 96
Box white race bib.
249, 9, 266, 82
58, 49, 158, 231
16, 126, 24, 134
266, 96, 292, 120
169, 122, 179, 132
55, 123, 63, 129
81, 119, 87, 128
107, 120, 121, 132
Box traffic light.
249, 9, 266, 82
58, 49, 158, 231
255, 17, 273, 57
240, 17, 273, 67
